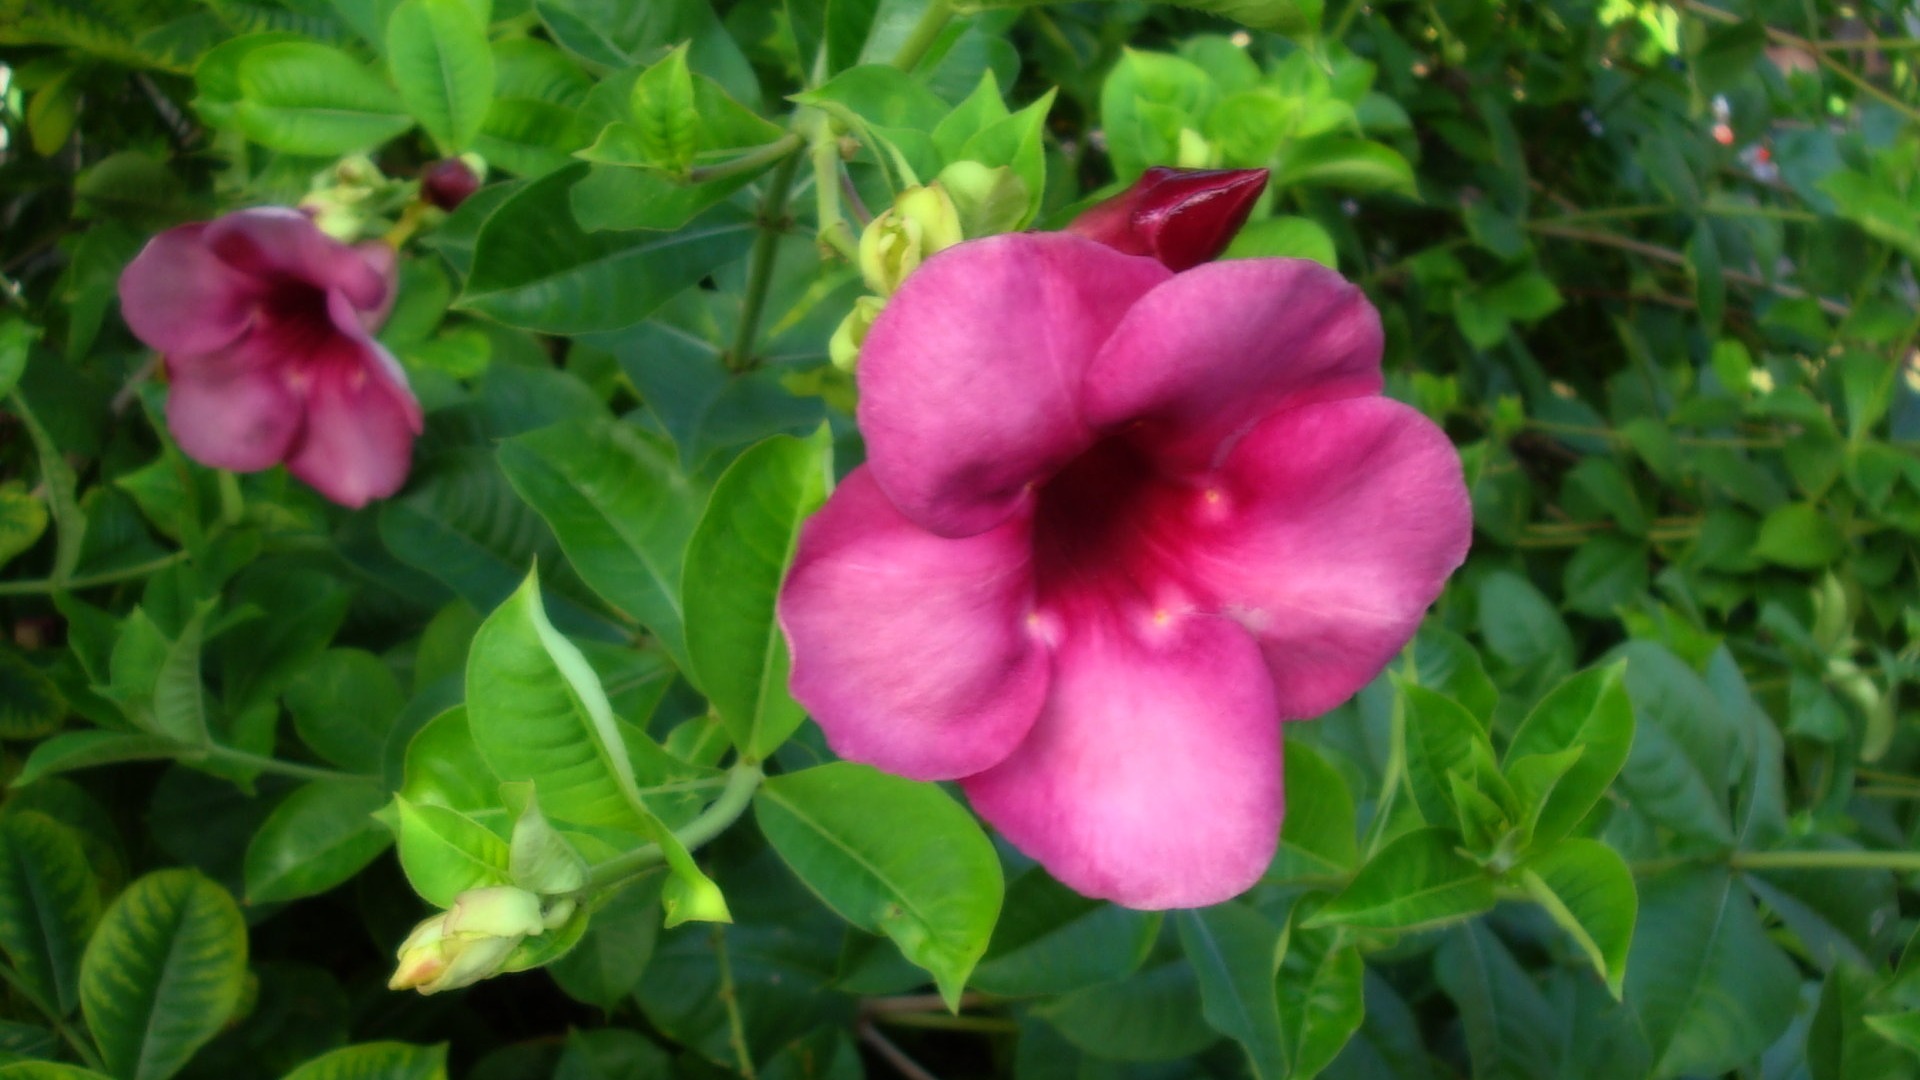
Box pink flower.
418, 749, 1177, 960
118, 207, 423, 508
777, 234, 1471, 909
1066, 167, 1269, 271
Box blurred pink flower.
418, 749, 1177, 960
1066, 166, 1268, 271
118, 207, 422, 508
778, 233, 1471, 909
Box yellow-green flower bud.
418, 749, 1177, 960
388, 886, 546, 995
830, 295, 886, 372
858, 184, 963, 296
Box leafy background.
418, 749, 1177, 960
3, 0, 1920, 1077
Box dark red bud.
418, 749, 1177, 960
1066, 167, 1270, 271
421, 159, 481, 211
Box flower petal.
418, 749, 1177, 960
165, 361, 303, 473
118, 224, 260, 357
779, 467, 1049, 780
1191, 397, 1472, 719
963, 613, 1281, 910
857, 233, 1171, 538
1082, 258, 1383, 472
203, 208, 392, 312
284, 330, 422, 507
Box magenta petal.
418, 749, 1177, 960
1194, 397, 1472, 718
284, 334, 421, 508
963, 614, 1281, 910
858, 233, 1171, 538
118, 224, 259, 357
204, 208, 392, 312
780, 467, 1049, 780
165, 361, 303, 473
1082, 258, 1383, 472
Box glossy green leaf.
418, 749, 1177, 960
1306, 827, 1493, 932
1178, 904, 1285, 1080
80, 870, 247, 1080
683, 430, 832, 761
1518, 839, 1636, 998
1752, 502, 1845, 569
15, 732, 190, 787
1275, 137, 1415, 196
628, 45, 697, 174
1503, 664, 1634, 847
1275, 924, 1364, 1080
398, 706, 500, 815
385, 0, 493, 153
235, 42, 413, 154
1399, 683, 1498, 828
279, 1042, 448, 1080
460, 164, 755, 334
1273, 741, 1358, 880
755, 762, 1002, 1008
1225, 216, 1338, 268
243, 781, 391, 904
0, 813, 99, 1016
1037, 961, 1219, 1062
971, 869, 1157, 996
284, 649, 403, 775
499, 419, 705, 671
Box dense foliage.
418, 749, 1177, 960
3, 0, 1920, 1077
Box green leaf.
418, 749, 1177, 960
1272, 741, 1357, 879
1518, 839, 1636, 998
243, 781, 391, 904
755, 762, 1002, 1008
1625, 867, 1799, 1077
460, 164, 755, 334
683, 431, 832, 762
390, 797, 511, 908
80, 870, 247, 1080
1612, 641, 1740, 843
547, 881, 659, 1009
628, 44, 697, 174
0, 647, 64, 741
1399, 682, 1499, 828
1274, 924, 1364, 1080
1036, 961, 1219, 1062
398, 706, 499, 814
0, 318, 33, 401
236, 42, 413, 154
385, 0, 494, 153
279, 1042, 448, 1080
1752, 502, 1845, 569
1503, 664, 1634, 847
0, 1066, 115, 1080
1305, 827, 1493, 932
1177, 904, 1285, 1080
1275, 137, 1415, 196
502, 784, 587, 896
1433, 922, 1561, 1080
1224, 216, 1338, 268
1865, 1012, 1920, 1061
970, 869, 1156, 996
499, 420, 705, 672
284, 649, 402, 775
15, 732, 190, 787
1099, 49, 1217, 181
465, 569, 649, 832
1808, 964, 1918, 1080
0, 813, 99, 1016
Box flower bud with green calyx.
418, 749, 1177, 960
298, 155, 392, 242
859, 184, 963, 296
388, 885, 547, 995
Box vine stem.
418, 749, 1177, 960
582, 762, 764, 892
689, 134, 804, 185
1728, 849, 1920, 873
1526, 221, 1851, 318
203, 746, 375, 785
0, 551, 190, 596
726, 152, 805, 374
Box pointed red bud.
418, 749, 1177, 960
1065, 167, 1269, 271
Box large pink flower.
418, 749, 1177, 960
778, 232, 1472, 910
118, 207, 423, 508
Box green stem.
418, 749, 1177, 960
582, 762, 764, 891
0, 551, 191, 596
204, 746, 375, 785
1729, 849, 1920, 873
216, 471, 244, 528
726, 152, 805, 374
0, 964, 105, 1071
889, 0, 954, 72
688, 134, 805, 184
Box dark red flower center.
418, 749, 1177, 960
1030, 436, 1201, 618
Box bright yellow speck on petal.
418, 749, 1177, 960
1153, 610, 1170, 626
1204, 489, 1222, 504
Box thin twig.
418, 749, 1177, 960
858, 1022, 941, 1080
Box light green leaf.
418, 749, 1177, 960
236, 42, 413, 155
628, 44, 697, 174
1305, 827, 1493, 932
15, 732, 191, 787
1518, 839, 1636, 998
279, 1041, 448, 1080
683, 431, 832, 762
1274, 136, 1415, 196
1752, 502, 1845, 569
755, 763, 1002, 1009
80, 870, 247, 1080
1225, 216, 1338, 268
1272, 741, 1358, 879
390, 797, 511, 908
386, 0, 494, 153
1503, 664, 1634, 847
